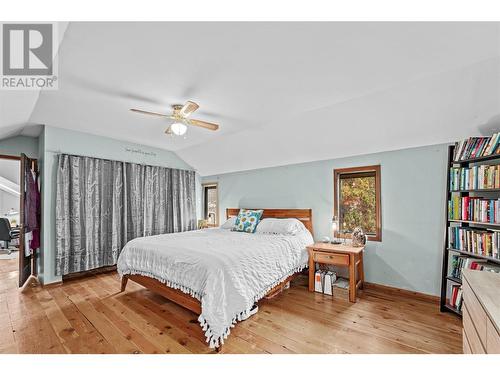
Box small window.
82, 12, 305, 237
334, 165, 381, 242
203, 183, 218, 226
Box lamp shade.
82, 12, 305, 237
331, 220, 338, 232
331, 216, 339, 231
171, 122, 188, 136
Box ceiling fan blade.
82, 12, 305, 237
187, 118, 219, 131
179, 101, 199, 117
130, 108, 170, 118
165, 126, 172, 135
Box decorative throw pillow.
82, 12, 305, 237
232, 209, 264, 233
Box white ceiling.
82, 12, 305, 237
1, 22, 499, 175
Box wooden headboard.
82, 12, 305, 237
226, 208, 313, 236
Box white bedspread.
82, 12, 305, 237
117, 228, 313, 348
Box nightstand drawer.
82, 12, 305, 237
313, 252, 349, 266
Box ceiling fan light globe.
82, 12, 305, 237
171, 122, 187, 136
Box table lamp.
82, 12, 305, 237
331, 216, 341, 244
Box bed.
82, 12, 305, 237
117, 208, 314, 350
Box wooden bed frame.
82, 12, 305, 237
120, 208, 313, 350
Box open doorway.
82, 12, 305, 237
0, 156, 21, 290
0, 154, 39, 289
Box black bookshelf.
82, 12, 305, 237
450, 188, 500, 193
450, 152, 500, 165
440, 144, 500, 317
443, 303, 463, 316
446, 275, 462, 284
448, 248, 500, 264
448, 219, 500, 227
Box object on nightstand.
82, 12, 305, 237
198, 219, 208, 229
330, 216, 341, 244
314, 270, 323, 292
314, 270, 337, 295
323, 271, 337, 295
352, 227, 367, 247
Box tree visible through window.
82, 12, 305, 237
334, 166, 381, 241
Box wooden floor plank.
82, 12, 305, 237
47, 286, 116, 354
33, 286, 82, 353
4, 275, 65, 353
245, 317, 346, 354
280, 289, 461, 353
0, 270, 463, 354
232, 326, 295, 354
0, 322, 17, 353
85, 290, 166, 354
257, 303, 424, 354
66, 287, 142, 354
95, 274, 212, 353
84, 279, 192, 354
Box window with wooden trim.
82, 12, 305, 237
334, 165, 381, 242
203, 183, 218, 226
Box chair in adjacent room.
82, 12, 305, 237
0, 218, 20, 254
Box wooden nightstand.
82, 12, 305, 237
307, 242, 365, 303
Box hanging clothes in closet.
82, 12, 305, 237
23, 161, 40, 256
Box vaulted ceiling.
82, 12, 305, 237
1, 22, 499, 175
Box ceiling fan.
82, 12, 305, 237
130, 101, 219, 137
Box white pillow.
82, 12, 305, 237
220, 216, 237, 229
255, 218, 305, 235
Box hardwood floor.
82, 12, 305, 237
0, 271, 463, 354
0, 250, 18, 294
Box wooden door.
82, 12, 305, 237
18, 153, 37, 287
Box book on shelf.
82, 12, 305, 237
447, 226, 500, 259
449, 164, 500, 190
449, 254, 498, 280
453, 132, 500, 161
449, 284, 463, 311
448, 196, 500, 224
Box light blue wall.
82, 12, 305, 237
39, 125, 197, 284
0, 135, 38, 158
203, 144, 449, 296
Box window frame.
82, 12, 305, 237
333, 165, 382, 242
202, 183, 219, 226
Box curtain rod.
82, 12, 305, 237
45, 150, 198, 173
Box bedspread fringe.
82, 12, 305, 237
119, 269, 202, 301
198, 263, 306, 349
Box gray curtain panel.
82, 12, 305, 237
55, 154, 197, 276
